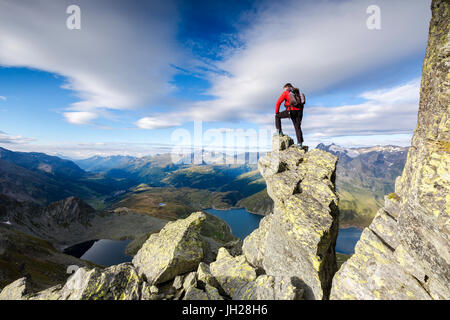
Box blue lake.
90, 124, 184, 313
335, 227, 363, 254
64, 239, 132, 266
64, 209, 363, 266
205, 208, 263, 240
205, 208, 363, 255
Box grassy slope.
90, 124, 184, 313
0, 225, 96, 291
237, 188, 273, 215
107, 185, 241, 220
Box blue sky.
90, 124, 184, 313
0, 0, 431, 158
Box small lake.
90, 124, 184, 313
335, 227, 363, 255
205, 208, 263, 240
205, 208, 363, 255
63, 210, 363, 266
64, 239, 132, 266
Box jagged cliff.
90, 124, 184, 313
0, 135, 339, 300
331, 0, 449, 300
243, 135, 339, 299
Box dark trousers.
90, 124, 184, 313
275, 109, 304, 144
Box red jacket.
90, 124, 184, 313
275, 90, 301, 113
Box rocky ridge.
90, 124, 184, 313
243, 136, 339, 299
330, 0, 449, 300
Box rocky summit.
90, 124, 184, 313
243, 135, 339, 300
331, 0, 449, 300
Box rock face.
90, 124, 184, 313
331, 0, 449, 300
243, 135, 339, 300
132, 212, 206, 285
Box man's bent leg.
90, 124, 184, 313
275, 110, 290, 133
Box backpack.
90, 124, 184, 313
288, 89, 306, 109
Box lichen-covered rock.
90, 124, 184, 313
183, 272, 198, 291
197, 262, 219, 288
243, 135, 339, 300
210, 248, 257, 298
183, 287, 209, 300
54, 263, 144, 300
172, 275, 185, 290
331, 0, 449, 300
0, 277, 30, 300
132, 211, 238, 285
6, 263, 147, 300
204, 284, 223, 300
234, 275, 303, 300
241, 214, 272, 271
330, 229, 432, 300
132, 212, 206, 285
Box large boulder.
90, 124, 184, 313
132, 212, 206, 285
243, 135, 339, 300
132, 211, 238, 285
53, 264, 145, 300
331, 0, 450, 300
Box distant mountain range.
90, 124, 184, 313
0, 147, 135, 206
0, 147, 263, 210
0, 143, 408, 227
316, 143, 408, 227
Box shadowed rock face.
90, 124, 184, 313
243, 135, 339, 300
331, 0, 449, 300
132, 212, 206, 285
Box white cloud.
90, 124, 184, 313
0, 0, 181, 123
139, 0, 429, 128
360, 79, 421, 103
64, 111, 98, 125
0, 96, 6, 101
136, 116, 182, 130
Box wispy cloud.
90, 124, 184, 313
0, 96, 6, 101
63, 111, 98, 125
302, 79, 420, 137
0, 0, 182, 124
136, 116, 182, 130
0, 132, 35, 144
